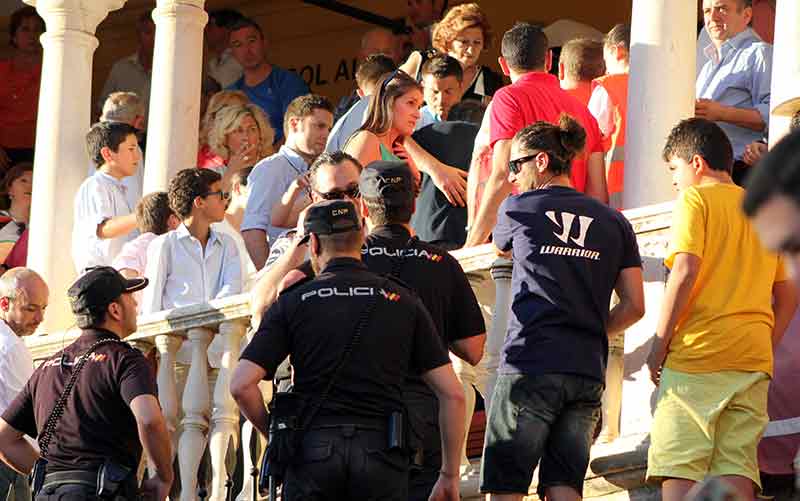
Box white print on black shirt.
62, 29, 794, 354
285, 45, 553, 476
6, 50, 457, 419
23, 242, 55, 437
300, 287, 400, 302
362, 247, 444, 262
540, 211, 600, 261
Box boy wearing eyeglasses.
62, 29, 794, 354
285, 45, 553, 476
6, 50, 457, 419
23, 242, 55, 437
140, 168, 242, 314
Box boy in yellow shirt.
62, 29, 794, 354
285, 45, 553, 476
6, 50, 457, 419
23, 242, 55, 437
645, 118, 798, 501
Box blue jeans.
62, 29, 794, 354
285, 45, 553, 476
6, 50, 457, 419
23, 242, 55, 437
480, 373, 603, 497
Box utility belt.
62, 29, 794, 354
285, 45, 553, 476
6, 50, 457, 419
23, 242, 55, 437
32, 460, 136, 500
259, 392, 421, 494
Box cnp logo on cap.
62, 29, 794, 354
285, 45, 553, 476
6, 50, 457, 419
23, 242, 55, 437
359, 160, 415, 205
301, 199, 361, 242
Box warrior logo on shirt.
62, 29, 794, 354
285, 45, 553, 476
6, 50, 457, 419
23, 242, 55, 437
540, 211, 601, 261
362, 246, 444, 262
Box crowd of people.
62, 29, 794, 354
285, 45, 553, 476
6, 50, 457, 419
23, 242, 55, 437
0, 0, 799, 500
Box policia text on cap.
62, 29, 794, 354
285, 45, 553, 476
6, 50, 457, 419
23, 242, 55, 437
231, 199, 467, 501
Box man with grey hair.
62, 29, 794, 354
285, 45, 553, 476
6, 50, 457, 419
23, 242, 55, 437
0, 268, 48, 501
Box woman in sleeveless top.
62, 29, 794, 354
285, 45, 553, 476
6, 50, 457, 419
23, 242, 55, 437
344, 70, 424, 180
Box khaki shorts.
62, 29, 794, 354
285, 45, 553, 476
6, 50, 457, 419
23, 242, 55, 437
646, 368, 769, 488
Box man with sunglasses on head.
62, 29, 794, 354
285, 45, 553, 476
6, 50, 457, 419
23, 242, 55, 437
141, 168, 242, 314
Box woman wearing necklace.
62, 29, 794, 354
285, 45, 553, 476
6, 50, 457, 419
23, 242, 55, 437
0, 7, 45, 171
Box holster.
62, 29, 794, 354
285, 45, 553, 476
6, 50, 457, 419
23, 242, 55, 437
96, 460, 133, 499
29, 458, 47, 496
258, 392, 309, 494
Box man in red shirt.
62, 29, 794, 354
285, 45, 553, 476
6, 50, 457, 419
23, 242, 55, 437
465, 22, 607, 247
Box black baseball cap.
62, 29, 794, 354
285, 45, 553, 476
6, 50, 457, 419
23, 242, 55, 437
358, 160, 415, 207
68, 266, 149, 317
300, 199, 362, 244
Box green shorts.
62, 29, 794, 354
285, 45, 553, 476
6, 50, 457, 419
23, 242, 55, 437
646, 368, 769, 488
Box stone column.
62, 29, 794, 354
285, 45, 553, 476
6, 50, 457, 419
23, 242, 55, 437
483, 258, 513, 412
24, 0, 126, 333
623, 0, 696, 209
768, 0, 800, 146
143, 0, 208, 194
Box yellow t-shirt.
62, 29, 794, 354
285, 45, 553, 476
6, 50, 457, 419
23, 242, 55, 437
664, 183, 786, 376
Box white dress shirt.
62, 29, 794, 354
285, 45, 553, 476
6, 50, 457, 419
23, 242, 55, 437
72, 170, 136, 273
141, 223, 242, 314
0, 318, 33, 414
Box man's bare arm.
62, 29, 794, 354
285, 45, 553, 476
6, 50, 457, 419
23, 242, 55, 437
249, 239, 309, 328
242, 229, 269, 271
130, 394, 174, 498
97, 214, 137, 240
771, 280, 798, 346
464, 139, 512, 247
231, 360, 270, 437
607, 267, 645, 336
449, 334, 486, 366
585, 151, 609, 204
0, 418, 37, 474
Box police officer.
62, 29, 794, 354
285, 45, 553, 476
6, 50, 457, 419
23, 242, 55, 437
0, 267, 173, 501
231, 199, 466, 501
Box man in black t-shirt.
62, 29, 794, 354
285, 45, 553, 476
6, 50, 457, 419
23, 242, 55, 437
480, 117, 644, 500
231, 200, 466, 501
0, 267, 173, 501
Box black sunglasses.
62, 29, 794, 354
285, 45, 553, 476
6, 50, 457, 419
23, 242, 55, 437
203, 190, 231, 201
315, 185, 360, 200
508, 154, 539, 175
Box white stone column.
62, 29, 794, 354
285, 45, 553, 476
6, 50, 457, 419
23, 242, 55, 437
623, 0, 696, 209
178, 327, 213, 501
768, 0, 800, 146
24, 0, 125, 333
209, 321, 245, 501
143, 0, 208, 194
483, 258, 513, 412
156, 335, 182, 459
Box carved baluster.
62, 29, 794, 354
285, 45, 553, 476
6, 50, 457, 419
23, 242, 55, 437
209, 321, 246, 501
155, 335, 182, 459
238, 380, 272, 500
599, 296, 624, 443
178, 327, 213, 501
483, 258, 513, 412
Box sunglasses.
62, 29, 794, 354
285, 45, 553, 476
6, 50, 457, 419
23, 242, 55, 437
508, 154, 539, 175
203, 190, 231, 201
314, 185, 360, 200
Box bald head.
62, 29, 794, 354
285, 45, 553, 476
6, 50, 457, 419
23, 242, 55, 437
360, 28, 399, 63
0, 268, 49, 336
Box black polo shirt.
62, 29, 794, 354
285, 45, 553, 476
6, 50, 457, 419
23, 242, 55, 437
2, 329, 157, 473
410, 121, 479, 248
242, 257, 450, 420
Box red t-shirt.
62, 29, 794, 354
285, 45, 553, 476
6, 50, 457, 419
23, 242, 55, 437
0, 60, 41, 149
490, 72, 603, 193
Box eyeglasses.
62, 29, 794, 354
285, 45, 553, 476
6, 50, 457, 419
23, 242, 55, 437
508, 154, 539, 175
203, 190, 231, 201
314, 185, 360, 200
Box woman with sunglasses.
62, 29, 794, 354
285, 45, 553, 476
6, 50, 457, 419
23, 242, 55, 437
0, 162, 32, 264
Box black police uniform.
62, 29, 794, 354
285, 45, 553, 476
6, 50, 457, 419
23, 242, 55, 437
242, 257, 450, 500
0, 268, 155, 500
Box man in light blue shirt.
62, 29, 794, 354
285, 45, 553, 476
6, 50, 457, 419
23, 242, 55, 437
242, 95, 334, 269
696, 0, 771, 182
415, 54, 464, 132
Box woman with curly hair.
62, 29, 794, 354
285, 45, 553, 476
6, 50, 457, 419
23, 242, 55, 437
401, 3, 503, 105
205, 103, 274, 188
196, 90, 250, 169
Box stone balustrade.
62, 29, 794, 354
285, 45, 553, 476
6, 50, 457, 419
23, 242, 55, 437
25, 201, 673, 500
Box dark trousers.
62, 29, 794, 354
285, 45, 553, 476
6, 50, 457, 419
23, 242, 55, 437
0, 462, 30, 501
407, 407, 442, 501
283, 425, 409, 501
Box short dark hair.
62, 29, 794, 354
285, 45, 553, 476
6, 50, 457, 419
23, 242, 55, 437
86, 122, 139, 168
363, 196, 413, 226
168, 168, 222, 219
355, 54, 398, 91
309, 151, 363, 191
0, 162, 33, 211
662, 118, 733, 174
604, 23, 631, 53
135, 192, 174, 235
283, 94, 334, 134
76, 307, 109, 330
420, 53, 464, 82
501, 22, 548, 72
513, 114, 586, 176
9, 6, 44, 48
791, 110, 800, 133
448, 100, 487, 124
231, 166, 253, 188
228, 17, 264, 38
743, 128, 800, 216
316, 229, 365, 255
208, 9, 245, 29
560, 38, 605, 82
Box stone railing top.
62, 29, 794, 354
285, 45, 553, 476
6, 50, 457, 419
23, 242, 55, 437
27, 201, 675, 361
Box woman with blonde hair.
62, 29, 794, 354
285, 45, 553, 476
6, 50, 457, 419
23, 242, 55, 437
206, 103, 274, 188
197, 89, 250, 169
402, 3, 503, 105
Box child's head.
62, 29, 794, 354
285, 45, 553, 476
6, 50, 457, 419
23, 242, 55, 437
86, 121, 141, 177
135, 191, 179, 235
663, 118, 733, 191
168, 168, 227, 223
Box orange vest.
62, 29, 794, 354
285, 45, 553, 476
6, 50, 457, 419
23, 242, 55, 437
592, 73, 628, 209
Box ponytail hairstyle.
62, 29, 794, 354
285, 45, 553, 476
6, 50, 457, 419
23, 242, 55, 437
512, 114, 586, 176
357, 70, 423, 136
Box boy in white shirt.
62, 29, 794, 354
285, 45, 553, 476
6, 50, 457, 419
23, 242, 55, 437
141, 168, 242, 313
72, 122, 140, 272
